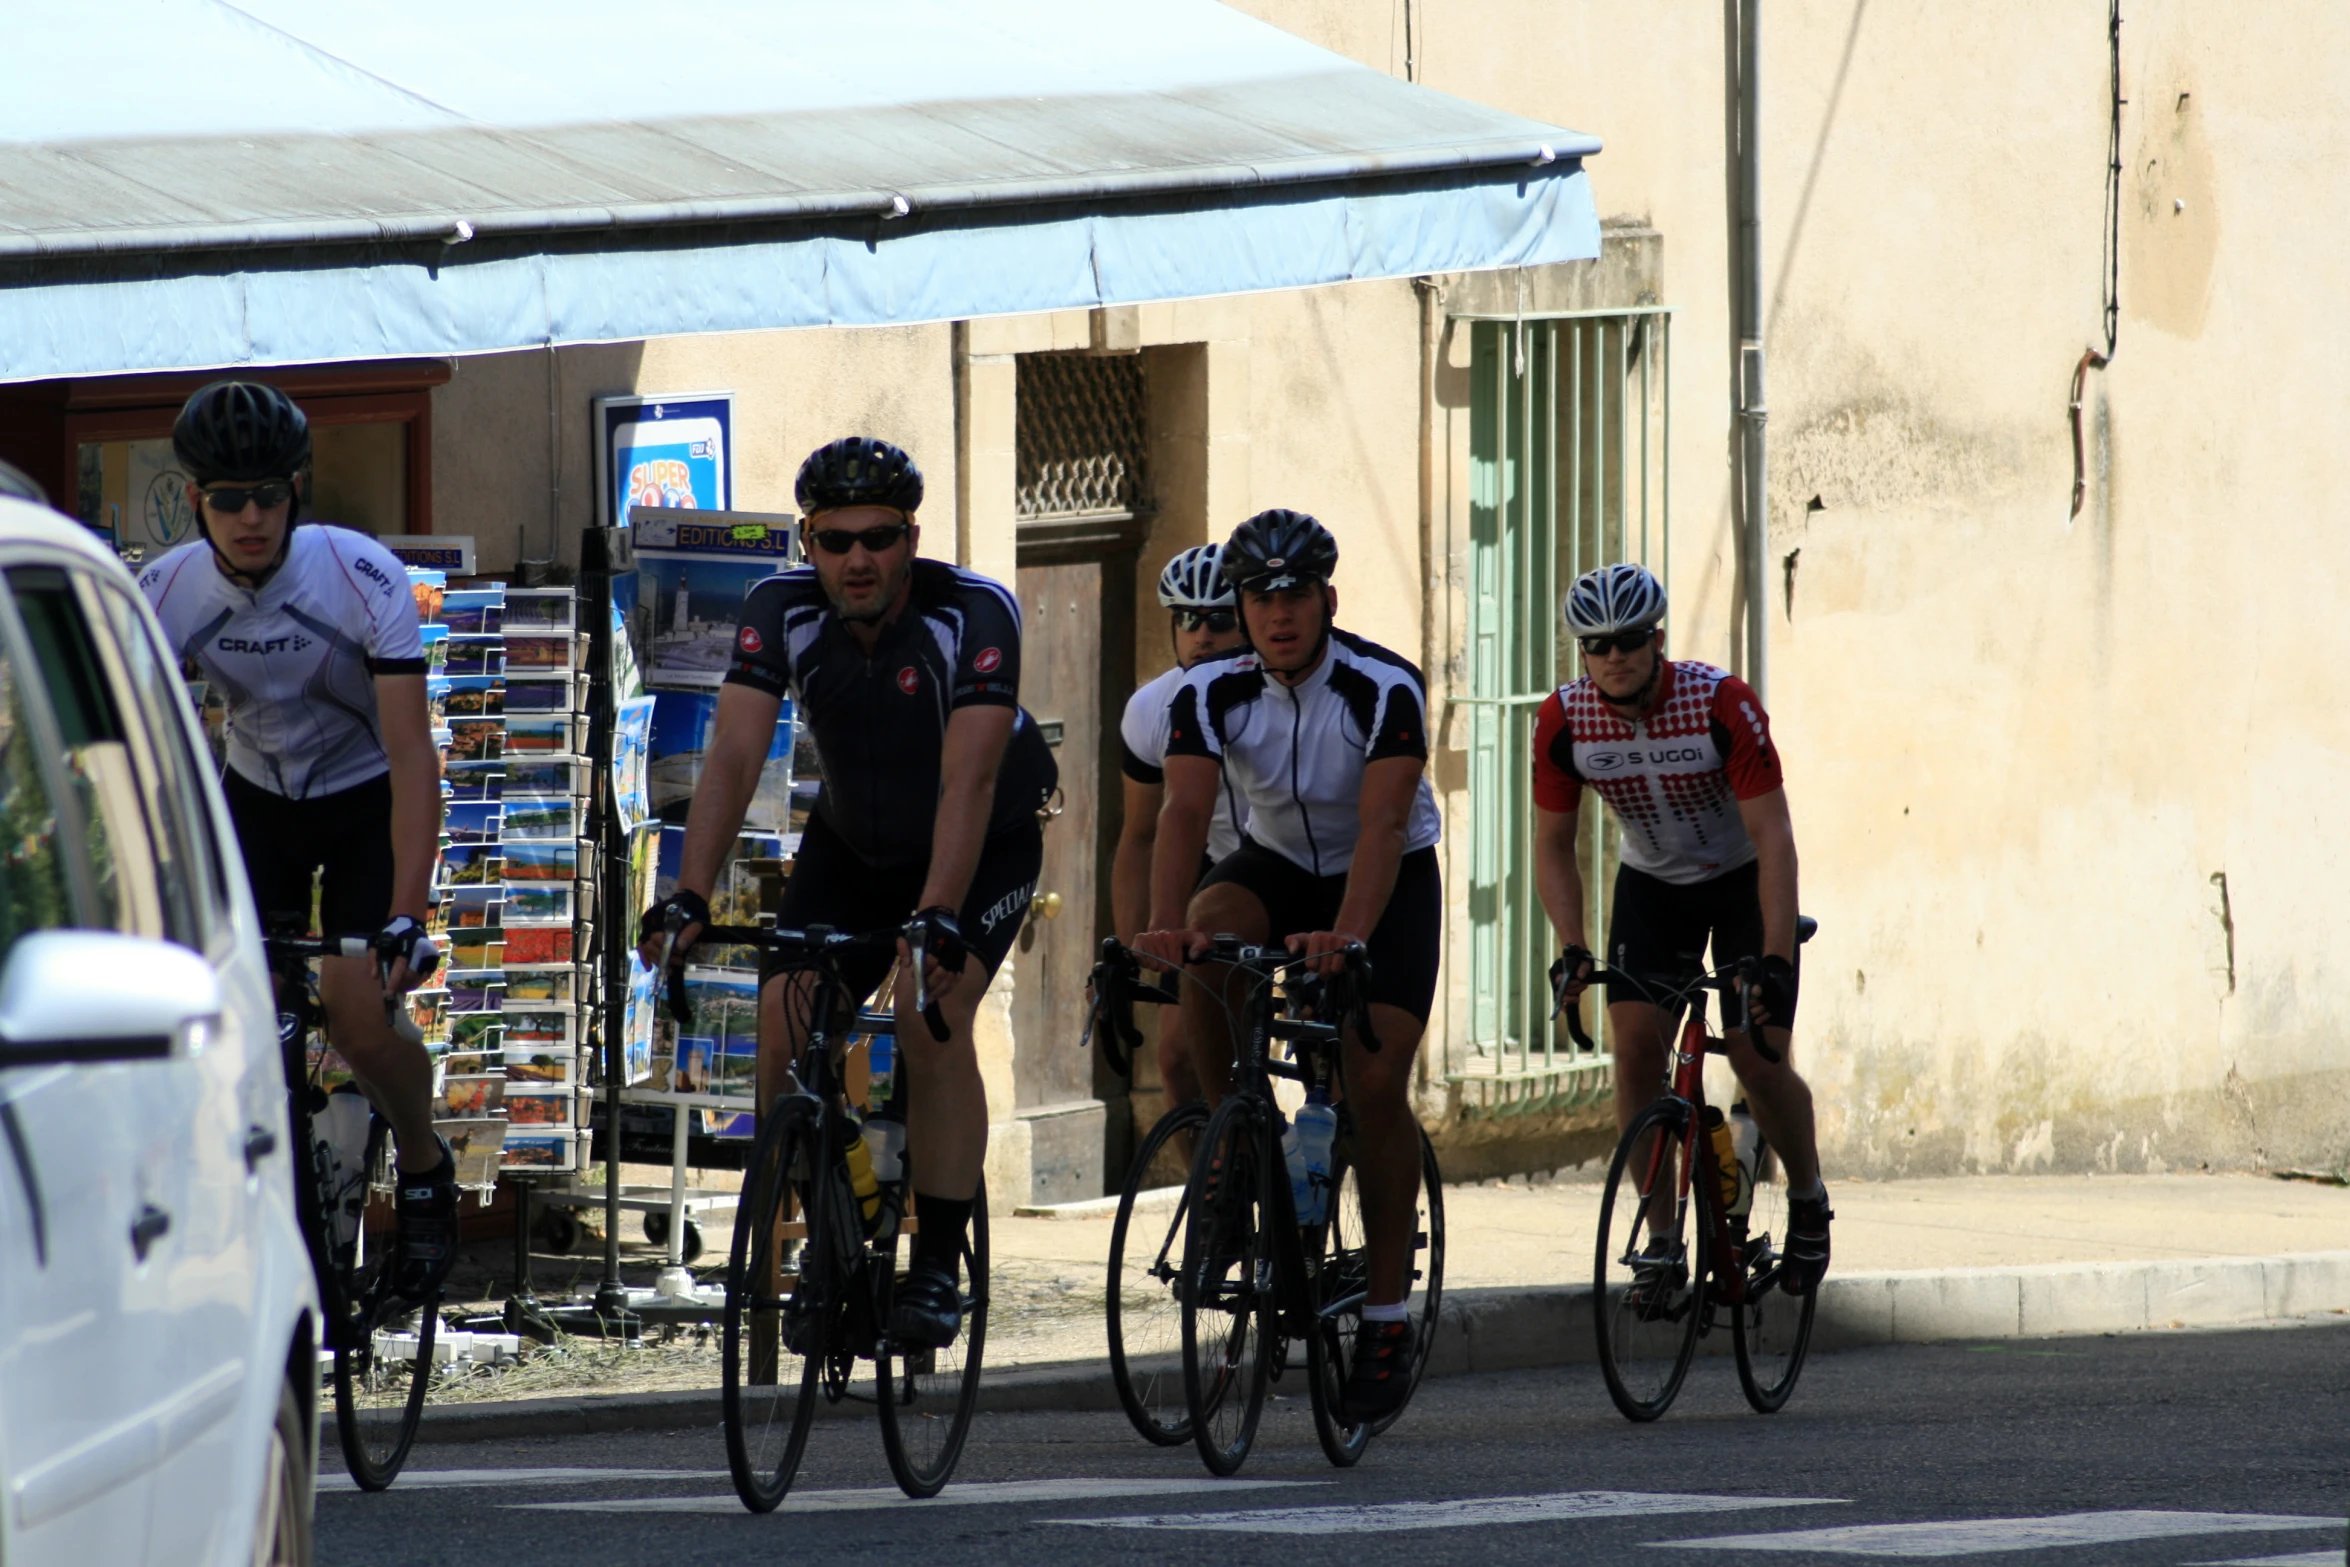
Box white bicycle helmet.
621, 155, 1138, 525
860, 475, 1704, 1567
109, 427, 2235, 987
1563, 562, 1667, 636
1156, 544, 1235, 609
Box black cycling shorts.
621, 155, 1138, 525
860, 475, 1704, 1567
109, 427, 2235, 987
1604, 859, 1798, 1024
772, 810, 1042, 1005
1196, 837, 1442, 1022
223, 767, 396, 938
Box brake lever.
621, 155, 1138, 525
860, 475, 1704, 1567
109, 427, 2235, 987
662, 911, 694, 1028
1341, 942, 1380, 1054
1734, 959, 1784, 1065
907, 920, 949, 1042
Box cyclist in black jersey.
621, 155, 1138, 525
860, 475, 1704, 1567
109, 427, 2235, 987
638, 437, 1055, 1349
1134, 509, 1442, 1421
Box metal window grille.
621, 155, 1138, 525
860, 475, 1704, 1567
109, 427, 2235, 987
1016, 352, 1150, 520
1453, 309, 1671, 1106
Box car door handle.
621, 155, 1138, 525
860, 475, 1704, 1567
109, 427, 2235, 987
130, 1203, 171, 1262
243, 1123, 278, 1172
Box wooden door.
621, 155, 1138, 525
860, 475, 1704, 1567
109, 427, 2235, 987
1012, 553, 1136, 1193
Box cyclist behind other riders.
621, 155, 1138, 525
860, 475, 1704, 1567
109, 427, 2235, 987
138, 380, 453, 1299
1110, 544, 1250, 1111
637, 437, 1056, 1350
1533, 563, 1831, 1293
1133, 509, 1442, 1421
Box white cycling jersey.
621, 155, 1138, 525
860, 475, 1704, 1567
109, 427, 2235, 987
1163, 629, 1441, 877
138, 525, 427, 799
1119, 662, 1248, 862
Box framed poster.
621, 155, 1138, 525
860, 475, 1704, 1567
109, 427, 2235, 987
628, 507, 796, 689
595, 393, 733, 529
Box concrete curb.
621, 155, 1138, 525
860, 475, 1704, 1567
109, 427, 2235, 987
376, 1249, 2350, 1446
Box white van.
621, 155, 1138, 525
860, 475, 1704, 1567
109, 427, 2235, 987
0, 492, 316, 1565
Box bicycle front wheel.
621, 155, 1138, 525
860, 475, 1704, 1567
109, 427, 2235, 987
1732, 1129, 1817, 1413
722, 1100, 825, 1513
1593, 1099, 1707, 1423
1108, 1100, 1207, 1446
1306, 1154, 1371, 1467
1180, 1096, 1272, 1477
332, 1121, 434, 1490
878, 1181, 989, 1498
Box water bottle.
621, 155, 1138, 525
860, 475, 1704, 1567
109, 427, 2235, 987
1704, 1106, 1742, 1219
863, 1105, 906, 1186
1281, 1115, 1308, 1218
1291, 1087, 1338, 1226
1727, 1103, 1761, 1220
843, 1116, 882, 1229
318, 1089, 374, 1265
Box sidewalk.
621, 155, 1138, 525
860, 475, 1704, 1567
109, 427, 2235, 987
386, 1170, 2350, 1444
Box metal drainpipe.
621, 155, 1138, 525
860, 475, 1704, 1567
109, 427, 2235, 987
1736, 0, 1769, 699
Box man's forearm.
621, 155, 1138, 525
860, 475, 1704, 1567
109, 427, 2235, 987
1534, 815, 1587, 949
677, 741, 764, 897
1332, 821, 1405, 939
1148, 802, 1211, 931
915, 782, 995, 913
387, 751, 440, 919
1756, 840, 1799, 961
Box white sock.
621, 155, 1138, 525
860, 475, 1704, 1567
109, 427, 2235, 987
1362, 1300, 1410, 1323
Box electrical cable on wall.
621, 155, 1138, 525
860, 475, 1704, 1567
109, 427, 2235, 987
2071, 0, 2123, 519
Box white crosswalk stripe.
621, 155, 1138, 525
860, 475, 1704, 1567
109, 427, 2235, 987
1655, 1511, 2341, 1557
509, 1477, 1318, 1516
2187, 1554, 2346, 1567
321, 1467, 721, 1493
1053, 1491, 1844, 1535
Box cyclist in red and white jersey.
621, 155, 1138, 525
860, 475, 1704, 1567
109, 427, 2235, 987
1532, 562, 1831, 1293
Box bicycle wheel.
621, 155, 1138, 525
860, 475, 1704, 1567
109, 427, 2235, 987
331, 1124, 435, 1490
1732, 1129, 1817, 1413
878, 1180, 989, 1498
1374, 1126, 1446, 1437
1108, 1100, 1207, 1446
1306, 1154, 1371, 1467
722, 1100, 825, 1513
1179, 1096, 1272, 1477
1593, 1098, 1707, 1423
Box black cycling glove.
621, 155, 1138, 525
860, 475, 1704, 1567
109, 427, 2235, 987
1549, 943, 1594, 1014
1752, 954, 1800, 1030
908, 906, 969, 974
374, 915, 440, 983
638, 888, 712, 951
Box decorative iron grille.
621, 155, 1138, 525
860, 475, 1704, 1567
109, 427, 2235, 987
1016, 352, 1150, 519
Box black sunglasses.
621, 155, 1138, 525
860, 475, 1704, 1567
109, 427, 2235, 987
1174, 608, 1237, 634
1578, 627, 1659, 657
806, 522, 911, 556
200, 481, 295, 513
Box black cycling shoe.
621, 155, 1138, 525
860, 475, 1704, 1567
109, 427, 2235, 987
1341, 1318, 1416, 1423
1782, 1194, 1833, 1296
389, 1138, 459, 1304
889, 1261, 963, 1350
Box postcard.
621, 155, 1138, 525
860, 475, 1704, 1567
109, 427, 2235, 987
444, 885, 503, 925
504, 1048, 572, 1083
445, 927, 503, 970
444, 635, 505, 679
505, 715, 570, 756
503, 925, 573, 966
504, 634, 573, 671
504, 967, 572, 1005
501, 839, 575, 882
502, 677, 569, 713
672, 1036, 714, 1094
500, 758, 578, 795
445, 1119, 509, 1183
446, 968, 507, 1012
500, 794, 578, 841
443, 761, 503, 803
501, 883, 572, 926
438, 843, 502, 887
503, 589, 576, 633
441, 675, 505, 718
448, 1012, 505, 1051
442, 601, 502, 636
503, 1010, 572, 1045
445, 800, 501, 845
446, 717, 504, 762
441, 1075, 505, 1118
500, 1131, 571, 1171
504, 1090, 571, 1127
408, 570, 446, 625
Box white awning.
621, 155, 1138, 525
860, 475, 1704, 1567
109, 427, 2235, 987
0, 0, 1603, 379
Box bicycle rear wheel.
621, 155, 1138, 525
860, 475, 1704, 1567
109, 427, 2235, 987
722, 1100, 825, 1513
1593, 1098, 1707, 1423
878, 1181, 989, 1498
1180, 1096, 1272, 1477
331, 1125, 435, 1490
1732, 1129, 1817, 1413
1108, 1100, 1207, 1446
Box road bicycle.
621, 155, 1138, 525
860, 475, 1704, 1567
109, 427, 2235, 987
1562, 915, 1820, 1423
265, 934, 440, 1491
1103, 935, 1443, 1475
667, 917, 985, 1509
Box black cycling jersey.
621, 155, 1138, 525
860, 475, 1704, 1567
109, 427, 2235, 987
724, 558, 1058, 868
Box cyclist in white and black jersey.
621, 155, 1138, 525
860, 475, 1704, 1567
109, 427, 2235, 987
1134, 509, 1441, 1421
1110, 544, 1250, 1108
137, 380, 454, 1300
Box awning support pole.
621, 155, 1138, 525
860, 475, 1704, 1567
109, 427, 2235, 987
1735, 0, 1769, 699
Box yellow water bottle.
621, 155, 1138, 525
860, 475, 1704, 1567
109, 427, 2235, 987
844, 1120, 882, 1228
1705, 1107, 1742, 1217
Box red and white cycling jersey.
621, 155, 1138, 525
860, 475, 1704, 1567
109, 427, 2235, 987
1531, 659, 1783, 886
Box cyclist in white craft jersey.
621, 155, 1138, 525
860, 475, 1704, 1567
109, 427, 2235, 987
1110, 544, 1249, 1109
138, 380, 455, 1301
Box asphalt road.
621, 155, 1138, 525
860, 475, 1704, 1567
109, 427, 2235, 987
319, 1322, 2349, 1567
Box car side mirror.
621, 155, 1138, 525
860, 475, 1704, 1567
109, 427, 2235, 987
0, 931, 221, 1065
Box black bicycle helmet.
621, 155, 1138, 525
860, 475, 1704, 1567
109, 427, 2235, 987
794, 436, 924, 518
172, 380, 311, 484
1220, 508, 1338, 593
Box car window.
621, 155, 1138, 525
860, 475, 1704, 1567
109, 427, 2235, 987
0, 622, 73, 954
85, 579, 225, 949
7, 567, 165, 940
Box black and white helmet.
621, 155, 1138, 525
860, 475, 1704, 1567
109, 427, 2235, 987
1155, 545, 1234, 609
1563, 563, 1667, 637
